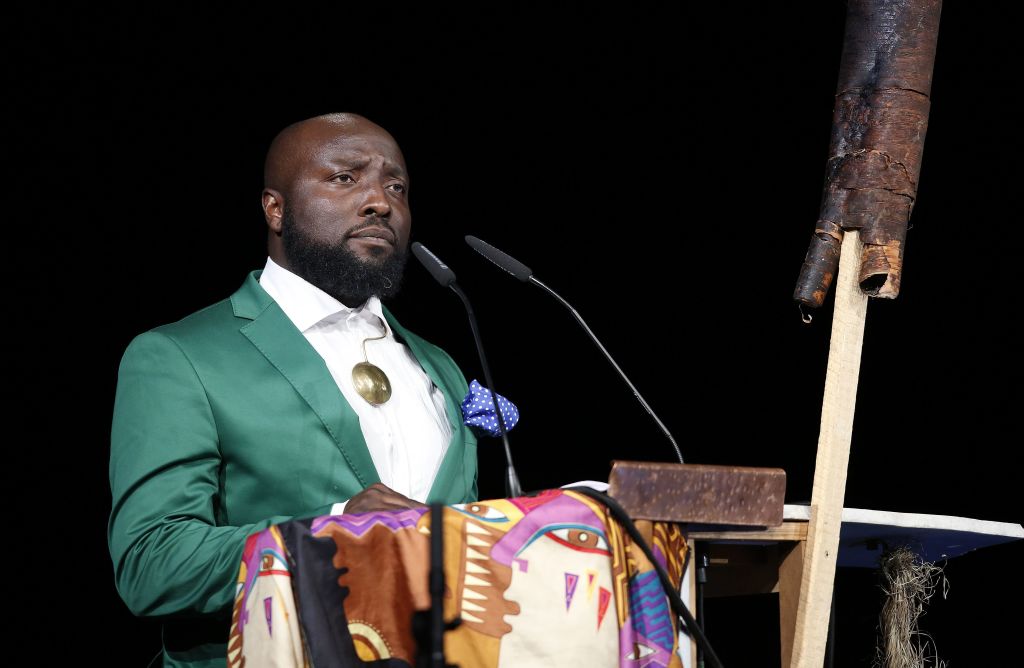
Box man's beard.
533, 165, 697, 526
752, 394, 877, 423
281, 209, 407, 306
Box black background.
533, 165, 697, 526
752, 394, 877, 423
11, 3, 1020, 665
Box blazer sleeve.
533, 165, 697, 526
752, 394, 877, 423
107, 330, 332, 618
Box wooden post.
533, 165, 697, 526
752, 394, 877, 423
791, 230, 869, 667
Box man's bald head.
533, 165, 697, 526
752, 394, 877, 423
263, 112, 398, 194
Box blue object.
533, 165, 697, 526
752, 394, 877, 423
461, 379, 520, 436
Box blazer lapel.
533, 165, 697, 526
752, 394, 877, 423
232, 272, 380, 489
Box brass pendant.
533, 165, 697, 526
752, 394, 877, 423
352, 362, 392, 405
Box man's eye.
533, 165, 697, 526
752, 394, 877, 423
332, 174, 355, 183
388, 183, 406, 193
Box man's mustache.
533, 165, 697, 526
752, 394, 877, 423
345, 217, 398, 239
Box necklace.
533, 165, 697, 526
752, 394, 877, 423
351, 318, 392, 406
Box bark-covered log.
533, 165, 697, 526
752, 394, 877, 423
794, 0, 942, 308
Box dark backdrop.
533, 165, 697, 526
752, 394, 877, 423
11, 3, 1020, 665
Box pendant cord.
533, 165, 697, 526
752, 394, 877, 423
360, 316, 388, 362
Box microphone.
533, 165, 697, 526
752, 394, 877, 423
411, 241, 524, 498
465, 235, 685, 464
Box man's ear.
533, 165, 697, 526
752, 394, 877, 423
262, 189, 284, 234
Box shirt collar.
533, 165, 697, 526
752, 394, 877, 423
259, 257, 388, 334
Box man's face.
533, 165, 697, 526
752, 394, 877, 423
279, 119, 411, 304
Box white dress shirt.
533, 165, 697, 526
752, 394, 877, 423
259, 257, 452, 513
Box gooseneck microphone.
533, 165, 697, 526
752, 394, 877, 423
465, 235, 685, 465
411, 242, 524, 498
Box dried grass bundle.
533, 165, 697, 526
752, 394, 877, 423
873, 545, 948, 668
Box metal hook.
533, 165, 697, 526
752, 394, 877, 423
798, 303, 813, 324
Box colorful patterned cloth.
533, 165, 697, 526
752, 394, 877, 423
229, 489, 687, 667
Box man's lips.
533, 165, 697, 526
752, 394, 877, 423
347, 226, 396, 246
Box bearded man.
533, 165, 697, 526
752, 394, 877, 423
108, 113, 479, 667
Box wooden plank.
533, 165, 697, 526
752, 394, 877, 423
791, 231, 869, 667
687, 521, 808, 543
778, 541, 805, 668
607, 461, 786, 526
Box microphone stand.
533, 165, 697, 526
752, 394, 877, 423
449, 283, 523, 498
410, 241, 524, 499
526, 275, 684, 464
464, 235, 684, 464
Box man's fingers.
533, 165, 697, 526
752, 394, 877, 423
344, 484, 427, 514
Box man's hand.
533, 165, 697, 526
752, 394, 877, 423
343, 483, 427, 514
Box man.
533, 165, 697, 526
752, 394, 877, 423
108, 113, 480, 667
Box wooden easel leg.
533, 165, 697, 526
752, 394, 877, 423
791, 231, 869, 666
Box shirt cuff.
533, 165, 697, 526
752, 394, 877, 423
330, 500, 349, 516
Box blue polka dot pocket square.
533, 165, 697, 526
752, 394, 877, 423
460, 379, 520, 436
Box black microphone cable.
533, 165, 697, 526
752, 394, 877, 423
564, 485, 725, 668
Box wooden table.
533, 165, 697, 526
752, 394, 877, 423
679, 505, 1024, 667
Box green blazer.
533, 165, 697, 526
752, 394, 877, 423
108, 271, 478, 667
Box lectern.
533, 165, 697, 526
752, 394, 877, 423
229, 487, 692, 668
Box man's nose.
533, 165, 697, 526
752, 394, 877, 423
358, 181, 391, 218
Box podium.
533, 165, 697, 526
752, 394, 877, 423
228, 487, 692, 668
